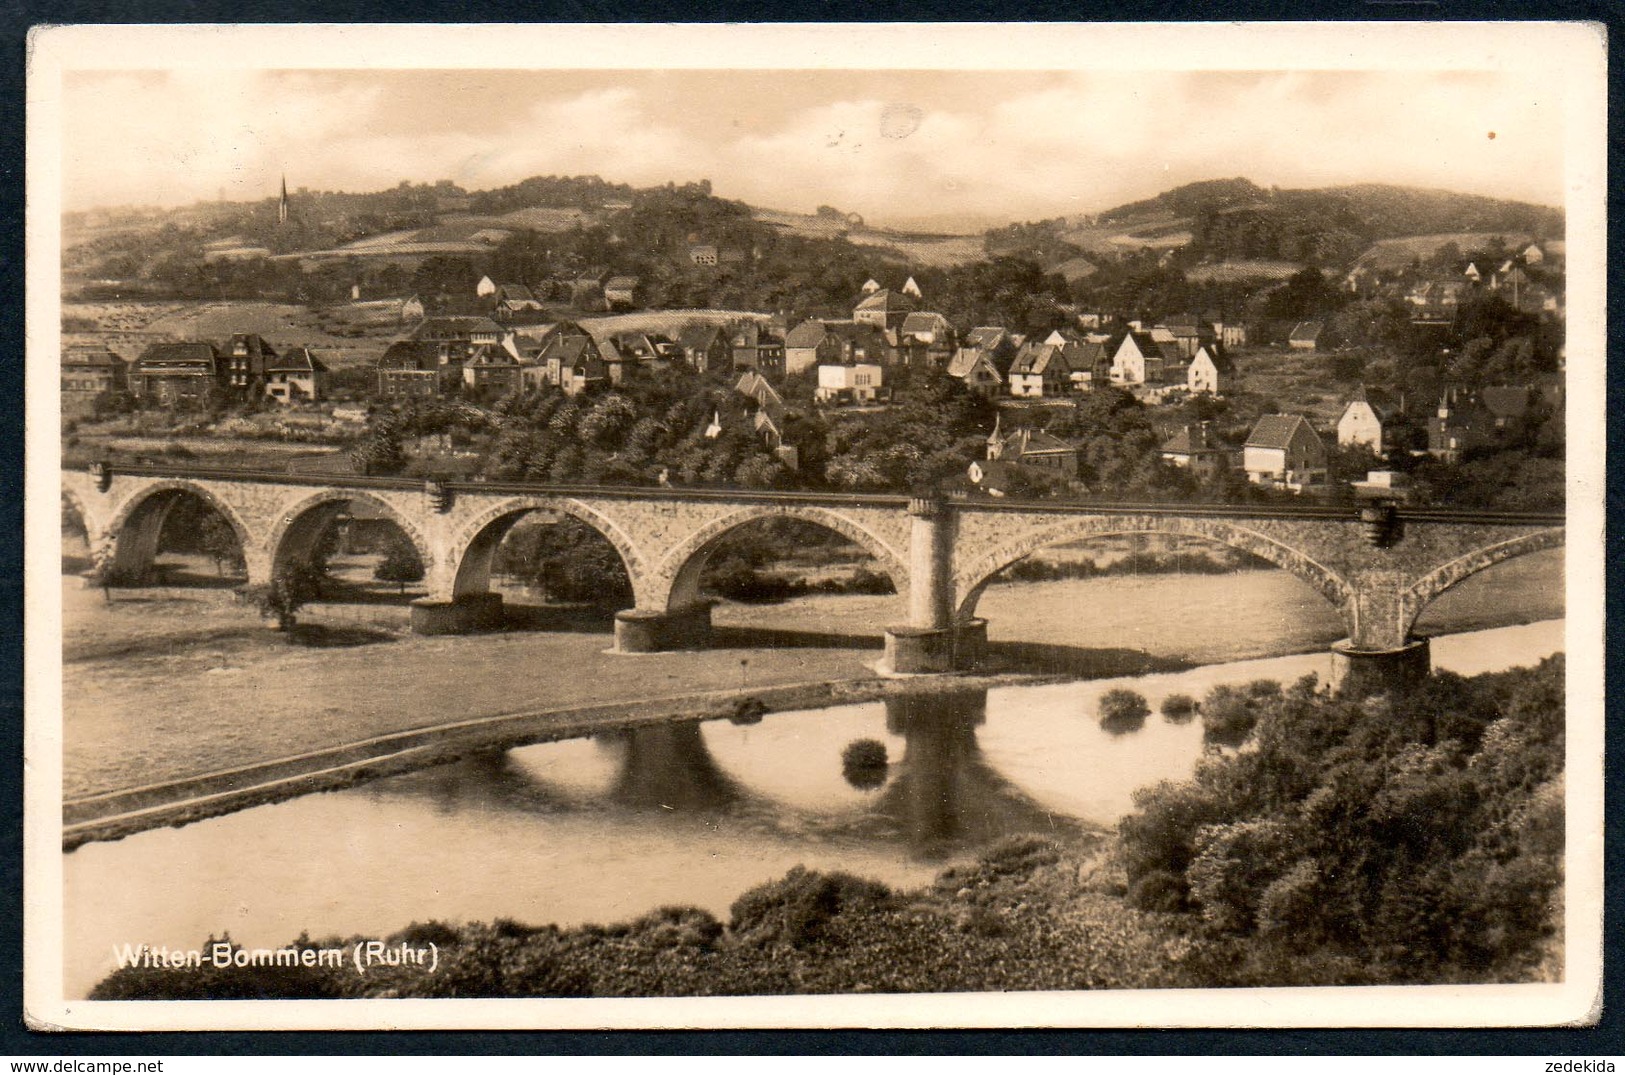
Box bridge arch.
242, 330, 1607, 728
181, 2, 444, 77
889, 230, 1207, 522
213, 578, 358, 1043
447, 496, 647, 604
265, 489, 434, 580
104, 480, 255, 580
952, 514, 1357, 624
651, 504, 910, 612
1399, 528, 1565, 637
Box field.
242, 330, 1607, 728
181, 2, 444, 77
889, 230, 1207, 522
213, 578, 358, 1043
1354, 232, 1533, 271
753, 208, 987, 267
1185, 259, 1303, 284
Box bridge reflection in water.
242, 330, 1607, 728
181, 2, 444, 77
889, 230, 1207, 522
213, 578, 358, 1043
365, 687, 1083, 861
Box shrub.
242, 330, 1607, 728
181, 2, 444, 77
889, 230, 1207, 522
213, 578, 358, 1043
1160, 693, 1198, 721
627, 905, 724, 950
1200, 679, 1283, 746
1098, 688, 1150, 734
729, 867, 893, 948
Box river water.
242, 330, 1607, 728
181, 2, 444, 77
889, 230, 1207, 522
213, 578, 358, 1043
62, 617, 1564, 999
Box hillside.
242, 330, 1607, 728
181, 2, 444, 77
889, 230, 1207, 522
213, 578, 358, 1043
988, 178, 1564, 274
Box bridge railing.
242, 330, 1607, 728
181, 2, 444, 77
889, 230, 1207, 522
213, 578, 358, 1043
61, 461, 1567, 527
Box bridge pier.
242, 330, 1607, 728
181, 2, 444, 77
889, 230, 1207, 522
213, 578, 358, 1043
1330, 637, 1431, 697
409, 592, 506, 635
614, 601, 715, 653
884, 496, 981, 674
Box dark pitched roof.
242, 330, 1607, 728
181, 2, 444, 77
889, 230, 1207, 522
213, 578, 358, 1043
1245, 413, 1320, 450
1162, 424, 1228, 455
135, 342, 219, 369
411, 316, 503, 340
264, 347, 329, 373
785, 320, 833, 348
947, 348, 998, 379
1347, 384, 1397, 417
495, 284, 540, 304
377, 340, 440, 371
900, 311, 951, 337
854, 289, 914, 312
1010, 341, 1071, 377
677, 323, 727, 351
964, 326, 1009, 350
62, 347, 125, 369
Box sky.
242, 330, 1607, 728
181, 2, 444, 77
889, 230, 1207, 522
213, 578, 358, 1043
60, 67, 1565, 227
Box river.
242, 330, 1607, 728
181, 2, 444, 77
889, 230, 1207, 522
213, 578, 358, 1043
61, 616, 1564, 999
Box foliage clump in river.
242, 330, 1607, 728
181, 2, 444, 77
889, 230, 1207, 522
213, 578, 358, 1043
90, 659, 1564, 999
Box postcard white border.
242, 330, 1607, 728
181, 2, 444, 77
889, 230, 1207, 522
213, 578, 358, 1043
23, 20, 1608, 1031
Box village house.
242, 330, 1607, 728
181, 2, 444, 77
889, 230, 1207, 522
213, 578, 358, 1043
461, 341, 525, 398
375, 340, 460, 400
1243, 414, 1328, 492
730, 322, 786, 382
1007, 340, 1074, 398
785, 320, 890, 376
603, 276, 640, 310
492, 283, 545, 320
1111, 331, 1183, 386
1287, 321, 1325, 351
814, 358, 884, 404
1185, 344, 1236, 396
410, 316, 504, 358
985, 421, 1079, 480
1160, 422, 1231, 481
400, 295, 426, 322
129, 341, 223, 406
896, 311, 958, 369
539, 332, 608, 396
852, 288, 915, 334
688, 244, 719, 267
1158, 314, 1214, 359
1066, 341, 1111, 393
223, 333, 277, 397
735, 370, 787, 450
262, 347, 329, 404
1336, 385, 1401, 452
945, 347, 1004, 398
1427, 385, 1538, 462
676, 323, 734, 377
1211, 318, 1248, 349
60, 346, 127, 416
952, 327, 1018, 376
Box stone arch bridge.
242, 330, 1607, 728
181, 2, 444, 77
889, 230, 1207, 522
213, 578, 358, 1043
61, 463, 1565, 690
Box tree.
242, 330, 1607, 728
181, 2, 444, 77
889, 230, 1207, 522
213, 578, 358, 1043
372, 536, 425, 594
244, 565, 323, 632
197, 512, 244, 576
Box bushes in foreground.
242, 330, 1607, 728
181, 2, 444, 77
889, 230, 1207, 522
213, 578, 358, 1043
1119, 657, 1565, 985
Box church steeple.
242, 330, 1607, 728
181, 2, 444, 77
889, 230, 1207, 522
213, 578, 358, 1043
278, 175, 289, 225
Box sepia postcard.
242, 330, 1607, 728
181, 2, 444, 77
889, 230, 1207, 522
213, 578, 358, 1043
23, 21, 1607, 1031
